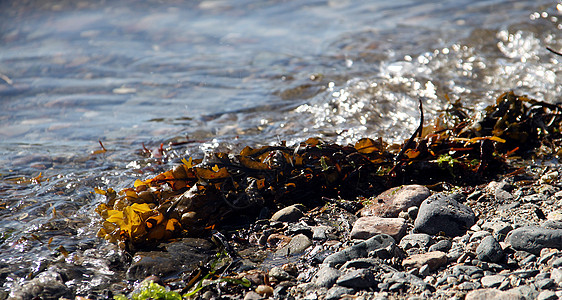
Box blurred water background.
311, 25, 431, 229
0, 0, 560, 294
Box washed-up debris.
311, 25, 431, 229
95, 92, 562, 249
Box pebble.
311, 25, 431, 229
537, 290, 558, 300
359, 184, 431, 217
323, 234, 395, 267
428, 239, 452, 252
255, 285, 274, 297
336, 269, 378, 289
506, 226, 562, 254
350, 216, 407, 241
399, 233, 432, 250
465, 288, 524, 300
481, 275, 506, 288
269, 266, 292, 281
276, 234, 312, 256
550, 268, 562, 284
271, 205, 305, 222
414, 193, 475, 237
325, 286, 354, 300
402, 251, 448, 271
476, 236, 504, 263
244, 291, 264, 300
311, 265, 340, 288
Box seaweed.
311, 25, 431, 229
96, 92, 562, 249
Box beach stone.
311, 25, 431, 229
323, 234, 395, 266
244, 291, 263, 300
543, 220, 562, 230
506, 226, 562, 255
465, 288, 524, 300
399, 233, 432, 250
325, 286, 354, 300
451, 265, 483, 277
551, 268, 562, 284
536, 278, 555, 290
476, 236, 504, 262
271, 205, 304, 222
359, 184, 431, 217
336, 269, 377, 289
509, 285, 539, 300
402, 251, 448, 271
414, 193, 475, 237
341, 258, 378, 269
311, 265, 340, 288
269, 267, 291, 281
350, 216, 407, 240
127, 238, 213, 280
428, 239, 452, 252
481, 275, 506, 288
8, 269, 72, 300
547, 211, 562, 221
276, 234, 312, 256
537, 290, 558, 300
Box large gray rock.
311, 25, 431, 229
506, 226, 562, 255
359, 184, 431, 217
476, 236, 504, 263
414, 193, 475, 237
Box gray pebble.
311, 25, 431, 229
476, 236, 504, 263
536, 278, 555, 290
336, 269, 378, 289
271, 205, 305, 222
414, 193, 475, 237
312, 265, 340, 288
399, 233, 432, 250
325, 286, 354, 300
506, 226, 562, 254
276, 234, 312, 256
481, 275, 506, 288
323, 234, 395, 267
537, 290, 558, 300
428, 239, 452, 252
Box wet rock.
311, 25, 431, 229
323, 234, 395, 267
481, 275, 506, 288
269, 266, 291, 281
506, 226, 562, 255
276, 234, 312, 256
336, 269, 377, 289
414, 193, 475, 237
127, 238, 213, 280
359, 185, 431, 217
476, 236, 504, 262
311, 265, 340, 288
271, 205, 305, 223
465, 288, 524, 300
325, 286, 354, 300
402, 251, 448, 271
428, 239, 452, 252
350, 216, 407, 240
9, 269, 72, 300
399, 233, 432, 250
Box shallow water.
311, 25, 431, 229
0, 0, 561, 294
